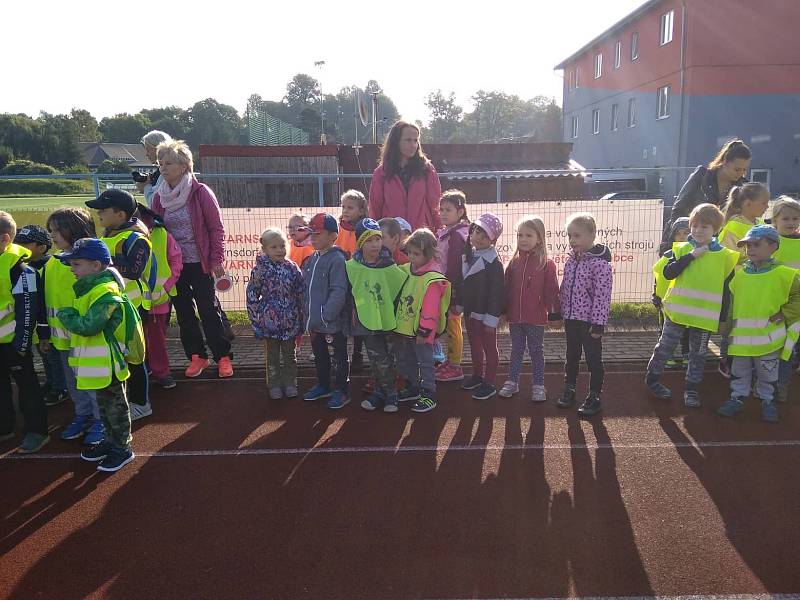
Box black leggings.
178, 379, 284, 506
564, 319, 604, 393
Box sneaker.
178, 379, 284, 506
218, 356, 234, 378
44, 389, 69, 407
130, 402, 152, 422
303, 384, 331, 401
557, 387, 576, 408
761, 400, 779, 423
383, 393, 399, 413
97, 447, 135, 473
435, 362, 465, 382
472, 382, 497, 400
665, 358, 681, 370
0, 431, 14, 443
185, 355, 210, 378
531, 385, 547, 403
461, 375, 483, 390
285, 385, 298, 399
327, 390, 350, 410
411, 396, 437, 413
398, 387, 421, 402
83, 419, 106, 445
498, 380, 519, 398
361, 391, 383, 411
718, 359, 731, 379
684, 390, 701, 408
17, 433, 50, 454
717, 396, 744, 418
647, 380, 672, 400
578, 393, 602, 417
269, 387, 283, 400
61, 414, 92, 440
156, 376, 176, 390
81, 441, 112, 462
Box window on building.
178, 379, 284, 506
611, 103, 619, 131
592, 109, 600, 134
660, 10, 674, 45
571, 115, 579, 139
614, 42, 622, 69
631, 32, 639, 60
657, 85, 670, 119
594, 53, 602, 79
575, 66, 581, 88
568, 70, 574, 91
628, 98, 637, 127
750, 169, 771, 192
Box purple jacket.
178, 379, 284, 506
559, 244, 613, 328
152, 180, 225, 274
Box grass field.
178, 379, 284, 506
0, 196, 95, 228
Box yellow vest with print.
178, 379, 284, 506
345, 259, 408, 332
148, 226, 175, 307
774, 235, 800, 271
0, 244, 31, 343
101, 231, 154, 310
394, 264, 451, 337
44, 258, 78, 350
728, 264, 797, 359
662, 242, 738, 332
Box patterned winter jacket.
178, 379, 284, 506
246, 255, 305, 340
559, 244, 613, 332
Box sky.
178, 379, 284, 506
2, 0, 644, 123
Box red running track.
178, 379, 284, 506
1, 368, 800, 599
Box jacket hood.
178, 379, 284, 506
412, 259, 443, 276
571, 244, 611, 262
669, 217, 690, 240
105, 217, 150, 238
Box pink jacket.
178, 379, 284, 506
152, 232, 184, 315
368, 163, 443, 232
152, 180, 225, 274
504, 254, 561, 325
413, 259, 449, 344
559, 244, 613, 327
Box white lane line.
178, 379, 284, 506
4, 439, 800, 461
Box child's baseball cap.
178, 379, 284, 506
57, 238, 111, 265
737, 224, 780, 247
14, 225, 52, 249
86, 189, 137, 217
471, 213, 504, 242
395, 217, 412, 234
302, 213, 339, 234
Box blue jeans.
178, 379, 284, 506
509, 323, 545, 385
38, 345, 66, 391
54, 347, 100, 419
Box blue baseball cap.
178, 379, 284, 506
302, 213, 339, 234
737, 225, 780, 247
57, 238, 112, 265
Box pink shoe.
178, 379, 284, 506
217, 356, 234, 378
185, 354, 210, 378
435, 362, 464, 382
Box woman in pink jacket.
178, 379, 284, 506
152, 140, 234, 379
369, 120, 442, 232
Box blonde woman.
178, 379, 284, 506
152, 140, 233, 378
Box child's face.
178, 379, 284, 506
744, 238, 777, 263
469, 225, 492, 251
690, 221, 715, 245
405, 245, 428, 269
380, 228, 400, 252
567, 224, 593, 253
741, 193, 770, 220
96, 207, 128, 230
287, 217, 309, 242
69, 258, 103, 279
439, 201, 463, 227
516, 225, 540, 253
19, 242, 47, 261
262, 237, 287, 262
0, 232, 11, 254
775, 208, 800, 236
361, 235, 383, 262
49, 226, 72, 251
311, 230, 337, 251
673, 228, 690, 243
340, 198, 363, 224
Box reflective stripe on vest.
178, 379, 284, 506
44, 258, 78, 350
101, 231, 154, 310
662, 243, 738, 332
728, 265, 796, 357
783, 321, 800, 361
0, 244, 31, 343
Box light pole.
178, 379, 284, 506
314, 60, 326, 144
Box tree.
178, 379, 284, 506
99, 113, 152, 143
69, 109, 101, 142
0, 146, 12, 170
284, 74, 321, 111
186, 98, 243, 147
97, 159, 132, 174
140, 106, 191, 141
425, 90, 463, 143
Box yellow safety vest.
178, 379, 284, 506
662, 242, 738, 332
101, 231, 154, 310
728, 264, 796, 358
148, 226, 175, 307
43, 258, 78, 350
394, 264, 451, 337
720, 217, 764, 244
0, 244, 31, 343
652, 254, 670, 301
774, 236, 800, 271
68, 279, 130, 390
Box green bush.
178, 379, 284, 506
0, 159, 60, 176
97, 159, 131, 174
0, 146, 13, 170
62, 164, 90, 174
0, 178, 93, 196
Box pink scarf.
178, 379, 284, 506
157, 173, 193, 211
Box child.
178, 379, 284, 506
501, 216, 561, 402
287, 213, 315, 268
56, 238, 135, 472
394, 229, 450, 413
558, 213, 612, 417
717, 226, 800, 422
86, 189, 153, 421
46, 208, 105, 445
378, 217, 410, 265
645, 204, 738, 408
719, 182, 770, 257
652, 217, 691, 369
14, 225, 69, 407
396, 217, 412, 246
302, 213, 351, 409
247, 227, 304, 400
770, 196, 800, 402
0, 212, 49, 453
434, 190, 470, 383
336, 190, 369, 371
346, 218, 407, 412
458, 213, 505, 400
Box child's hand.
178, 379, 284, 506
691, 245, 709, 258
769, 312, 784, 323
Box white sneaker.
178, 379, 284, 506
498, 380, 519, 398
130, 402, 152, 422
531, 385, 547, 403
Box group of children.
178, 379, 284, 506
649, 185, 800, 422
246, 188, 613, 417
